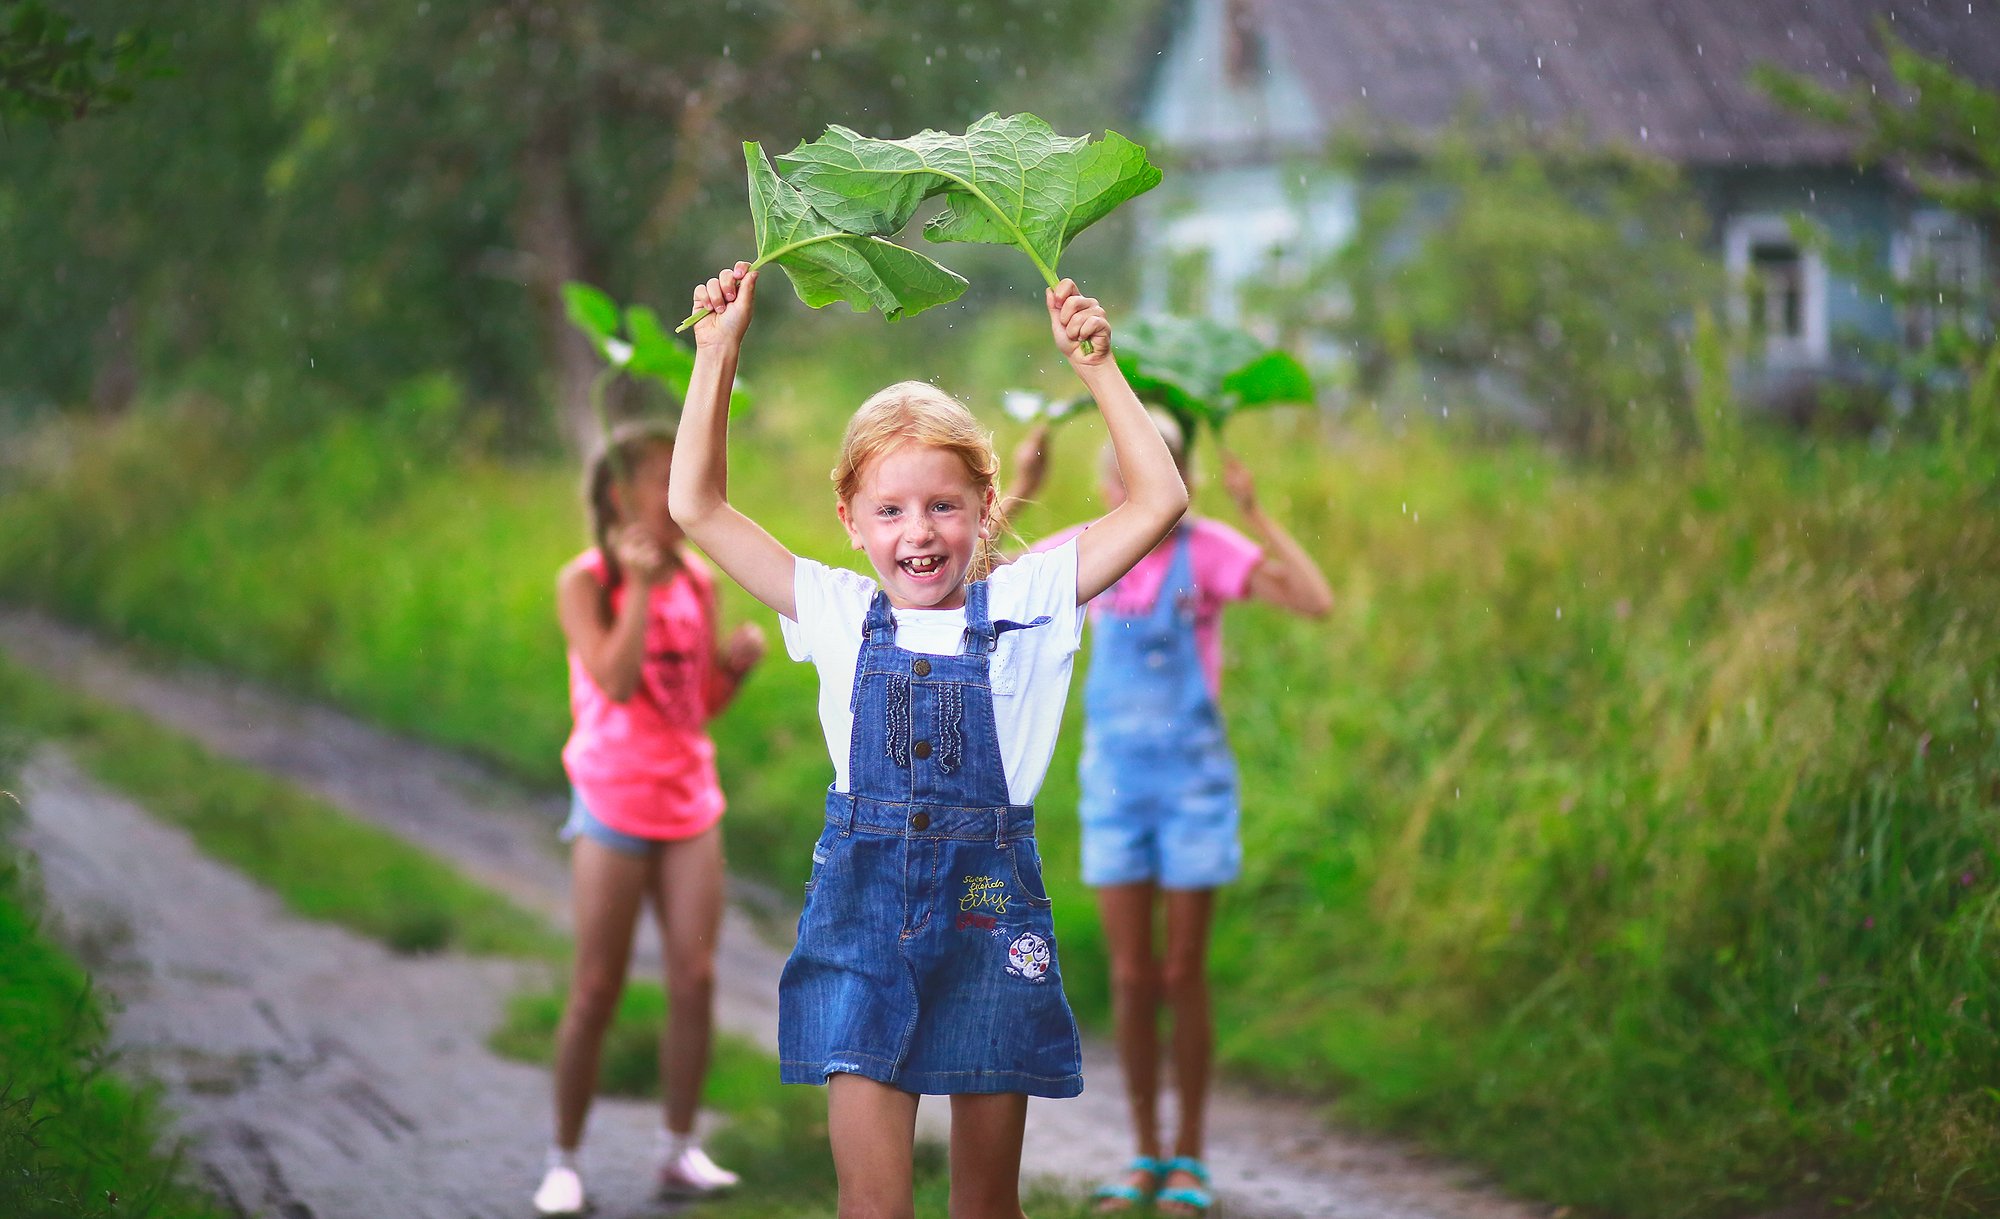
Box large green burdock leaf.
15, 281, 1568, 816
776, 113, 1162, 288
678, 143, 967, 331
1115, 315, 1315, 436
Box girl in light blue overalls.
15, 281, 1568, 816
672, 263, 1191, 1219
1007, 412, 1335, 1216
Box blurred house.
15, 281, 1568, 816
1135, 0, 1998, 397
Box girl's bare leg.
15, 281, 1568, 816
553, 839, 650, 1148
947, 1091, 1030, 1219
1160, 887, 1218, 1210
650, 823, 725, 1134
1094, 881, 1164, 1201
828, 1073, 920, 1219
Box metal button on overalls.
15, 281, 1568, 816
912, 658, 931, 676
909, 811, 930, 830
912, 739, 932, 760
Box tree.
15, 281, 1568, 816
254, 0, 1114, 447
0, 0, 149, 124
1318, 129, 1719, 458
0, 1, 1143, 443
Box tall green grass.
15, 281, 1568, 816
3, 369, 1997, 1216
0, 696, 229, 1218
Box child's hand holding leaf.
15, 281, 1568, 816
691, 262, 757, 351
1049, 279, 1112, 370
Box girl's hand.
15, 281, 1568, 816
612, 526, 669, 586
1220, 450, 1260, 516
721, 622, 766, 677
1047, 279, 1111, 369
691, 263, 757, 351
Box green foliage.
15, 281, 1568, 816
563, 281, 749, 434
683, 116, 1158, 337
1002, 313, 1314, 446
721, 141, 969, 324
778, 113, 1161, 287
1755, 29, 2000, 248
1689, 304, 1741, 468
1758, 30, 1999, 456
1114, 314, 1313, 440
6, 380, 2000, 1216
1322, 131, 1719, 458
0, 1, 153, 124
0, 0, 1128, 424
0, 718, 226, 1217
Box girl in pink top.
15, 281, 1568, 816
1010, 411, 1334, 1216
536, 421, 766, 1217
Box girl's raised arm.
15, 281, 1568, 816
669, 264, 799, 620
1048, 281, 1190, 604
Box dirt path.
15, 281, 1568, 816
2, 609, 1543, 1219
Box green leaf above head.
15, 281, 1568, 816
677, 142, 969, 332
1114, 315, 1315, 440
562, 282, 623, 355
777, 112, 1163, 290
563, 285, 750, 415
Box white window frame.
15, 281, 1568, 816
1892, 208, 1987, 347
1725, 213, 1828, 367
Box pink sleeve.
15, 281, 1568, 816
1192, 518, 1264, 603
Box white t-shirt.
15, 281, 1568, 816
779, 541, 1085, 805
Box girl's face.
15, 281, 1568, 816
838, 443, 992, 610
612, 444, 683, 547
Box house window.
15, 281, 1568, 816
1748, 240, 1805, 344
1898, 210, 1986, 349
1725, 214, 1828, 367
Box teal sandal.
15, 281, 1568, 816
1156, 1156, 1214, 1215
1090, 1156, 1165, 1211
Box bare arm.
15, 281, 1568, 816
555, 549, 654, 703
1045, 282, 1188, 604
997, 421, 1050, 521
1223, 450, 1335, 618
668, 263, 799, 620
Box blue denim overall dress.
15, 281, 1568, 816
778, 581, 1084, 1097
1078, 527, 1243, 889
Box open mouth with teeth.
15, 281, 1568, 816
899, 554, 948, 579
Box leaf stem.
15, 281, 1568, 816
674, 232, 853, 332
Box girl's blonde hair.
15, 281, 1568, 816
832, 380, 1008, 581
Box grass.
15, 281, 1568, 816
0, 702, 230, 1218
3, 353, 1999, 1216
0, 624, 1098, 1217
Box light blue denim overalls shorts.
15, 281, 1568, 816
778, 580, 1084, 1097
1078, 527, 1244, 889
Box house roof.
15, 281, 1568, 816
1253, 0, 2000, 166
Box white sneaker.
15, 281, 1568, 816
656, 1145, 740, 1197
532, 1163, 587, 1215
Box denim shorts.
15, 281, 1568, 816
777, 791, 1084, 1098
1077, 729, 1243, 890
560, 790, 660, 858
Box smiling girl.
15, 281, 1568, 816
668, 262, 1187, 1219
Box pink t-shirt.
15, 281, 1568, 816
1035, 517, 1263, 697
561, 549, 728, 840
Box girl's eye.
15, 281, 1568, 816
877, 506, 900, 518
932, 502, 957, 514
